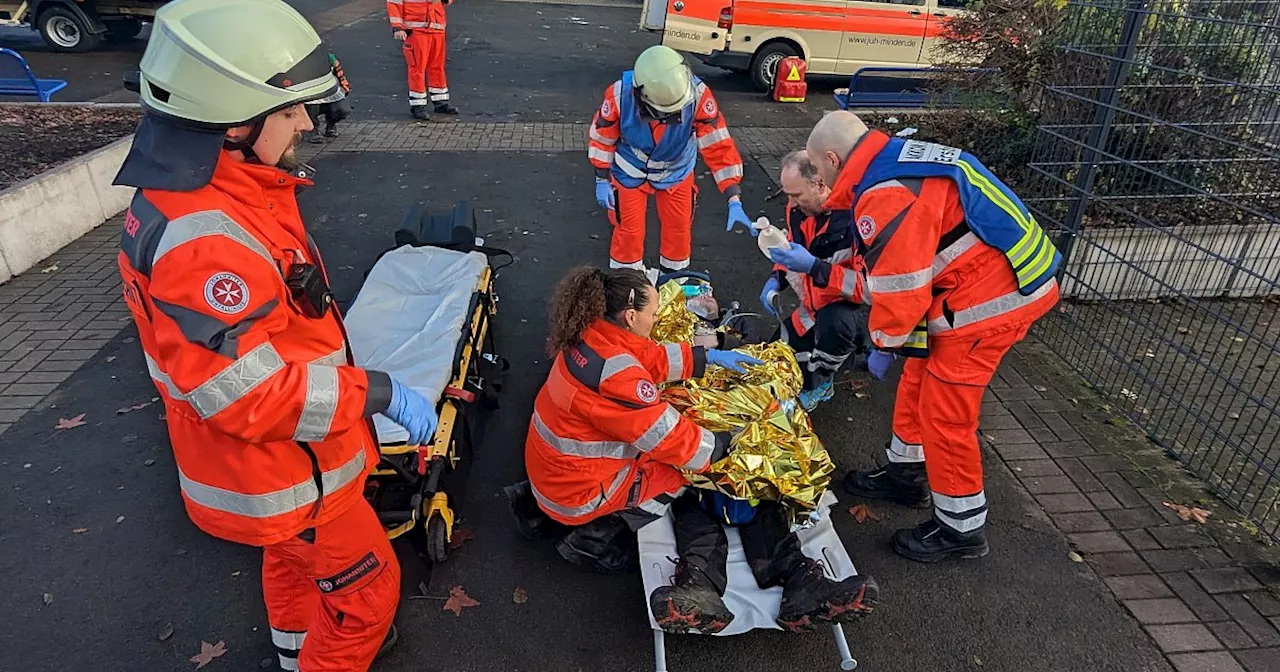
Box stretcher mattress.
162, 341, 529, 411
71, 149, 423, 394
637, 491, 857, 636
344, 244, 489, 444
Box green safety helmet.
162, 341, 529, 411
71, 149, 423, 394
136, 0, 338, 127
632, 45, 695, 116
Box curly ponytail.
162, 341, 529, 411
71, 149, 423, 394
546, 266, 652, 355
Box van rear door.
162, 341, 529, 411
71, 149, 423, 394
652, 0, 729, 56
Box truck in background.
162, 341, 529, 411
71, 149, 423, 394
639, 0, 967, 91
0, 0, 167, 52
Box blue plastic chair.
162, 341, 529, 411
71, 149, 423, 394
0, 48, 68, 102
833, 66, 999, 110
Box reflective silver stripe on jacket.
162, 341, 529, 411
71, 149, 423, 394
588, 147, 614, 164
933, 232, 980, 277
663, 343, 686, 382
293, 364, 339, 442
533, 412, 635, 460
870, 329, 910, 348
713, 165, 744, 182
178, 449, 366, 518
927, 279, 1056, 334
186, 342, 286, 420
795, 306, 816, 330
612, 153, 648, 179
152, 210, 275, 271
866, 267, 932, 294
840, 270, 861, 299
682, 428, 718, 471
312, 347, 347, 367
697, 128, 731, 149
600, 353, 643, 384
589, 126, 616, 146
145, 353, 184, 401
530, 466, 631, 519
633, 405, 680, 453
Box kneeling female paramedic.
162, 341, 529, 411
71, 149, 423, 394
523, 267, 880, 633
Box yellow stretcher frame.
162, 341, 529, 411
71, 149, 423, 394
366, 264, 497, 561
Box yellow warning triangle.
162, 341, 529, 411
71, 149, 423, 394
785, 65, 801, 82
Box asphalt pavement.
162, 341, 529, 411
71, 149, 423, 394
0, 1, 1175, 671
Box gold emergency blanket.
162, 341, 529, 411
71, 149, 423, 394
651, 281, 701, 345
653, 284, 835, 520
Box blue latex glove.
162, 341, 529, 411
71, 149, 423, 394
760, 276, 781, 317
867, 350, 897, 381
594, 179, 614, 210
707, 349, 765, 374
769, 242, 818, 274
726, 200, 755, 235
385, 379, 440, 445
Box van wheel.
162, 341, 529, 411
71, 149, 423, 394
38, 6, 100, 53
750, 42, 800, 92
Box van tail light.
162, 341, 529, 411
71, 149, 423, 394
717, 6, 733, 29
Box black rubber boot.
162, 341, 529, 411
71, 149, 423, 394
410, 106, 431, 121
433, 102, 460, 115
323, 122, 339, 138
373, 623, 399, 663
776, 560, 879, 632
649, 559, 735, 634
891, 519, 989, 563
843, 461, 931, 508
503, 480, 548, 541
305, 130, 325, 144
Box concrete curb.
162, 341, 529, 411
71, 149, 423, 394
0, 134, 134, 284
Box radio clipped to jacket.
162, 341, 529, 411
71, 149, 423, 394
285, 261, 333, 319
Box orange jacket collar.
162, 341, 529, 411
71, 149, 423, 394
822, 130, 891, 212
210, 151, 311, 207
588, 317, 652, 352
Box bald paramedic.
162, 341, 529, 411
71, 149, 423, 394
807, 111, 1061, 563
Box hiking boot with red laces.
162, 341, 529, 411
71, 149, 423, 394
776, 560, 879, 633
648, 560, 734, 634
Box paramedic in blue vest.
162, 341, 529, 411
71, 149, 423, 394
588, 45, 753, 272
806, 111, 1061, 563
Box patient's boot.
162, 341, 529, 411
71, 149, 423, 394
649, 559, 735, 634
776, 560, 879, 633
842, 459, 930, 508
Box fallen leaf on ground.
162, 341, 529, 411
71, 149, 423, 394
56, 414, 87, 430
116, 402, 152, 415
443, 585, 479, 616
974, 654, 984, 666
848, 504, 880, 523
42, 592, 53, 606
1067, 551, 1083, 563
144, 459, 156, 467
418, 581, 430, 597
72, 528, 88, 534
512, 587, 528, 604
106, 356, 117, 363
448, 527, 475, 550
854, 391, 870, 399
40, 264, 58, 273
158, 623, 175, 641
1033, 385, 1048, 392
190, 640, 227, 669
116, 516, 125, 524
1163, 502, 1212, 524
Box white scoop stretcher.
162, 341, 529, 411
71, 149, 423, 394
637, 491, 861, 672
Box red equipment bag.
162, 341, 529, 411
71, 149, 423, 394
771, 56, 807, 103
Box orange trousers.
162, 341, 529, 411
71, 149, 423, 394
888, 324, 1031, 534
608, 174, 698, 271
404, 30, 448, 107
262, 498, 400, 671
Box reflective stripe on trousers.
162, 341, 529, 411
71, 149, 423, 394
933, 490, 987, 533
272, 628, 305, 671
178, 449, 366, 518
886, 434, 924, 463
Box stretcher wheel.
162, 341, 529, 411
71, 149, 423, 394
425, 515, 449, 564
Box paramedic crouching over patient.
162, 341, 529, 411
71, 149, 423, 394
806, 111, 1061, 563
113, 1, 440, 668
520, 267, 879, 633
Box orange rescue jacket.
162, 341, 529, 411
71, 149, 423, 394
773, 203, 866, 336
824, 131, 1059, 354
387, 0, 446, 32
525, 320, 729, 525
117, 152, 392, 547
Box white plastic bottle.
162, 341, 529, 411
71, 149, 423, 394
754, 217, 806, 304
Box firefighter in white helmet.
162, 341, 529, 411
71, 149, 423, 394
588, 45, 755, 272
113, 0, 440, 668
